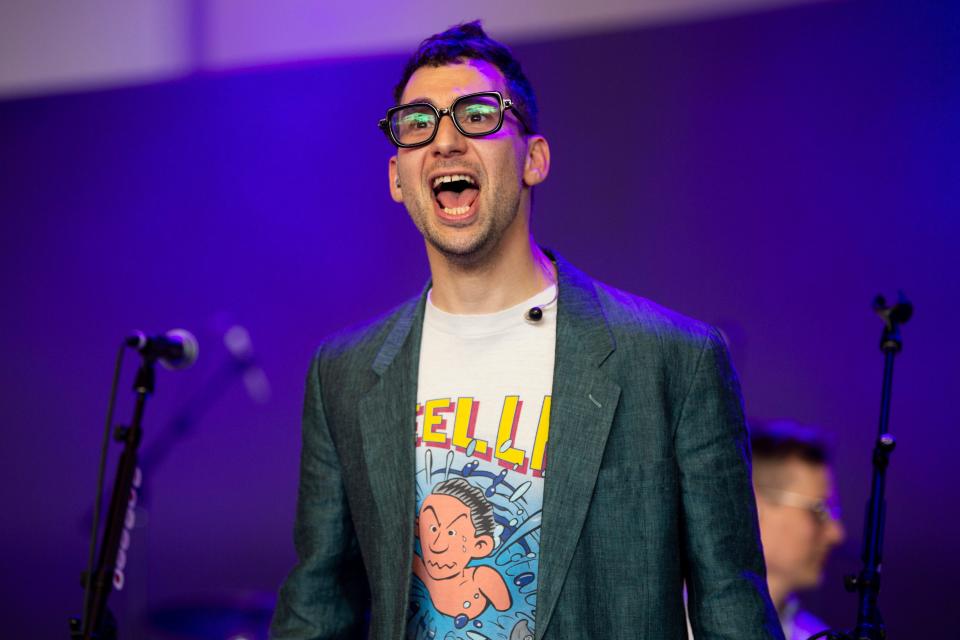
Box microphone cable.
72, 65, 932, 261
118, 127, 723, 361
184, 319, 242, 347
80, 340, 127, 636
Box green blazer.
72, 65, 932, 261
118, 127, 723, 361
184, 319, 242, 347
270, 254, 784, 640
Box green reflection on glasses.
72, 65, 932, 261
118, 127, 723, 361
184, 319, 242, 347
399, 112, 434, 129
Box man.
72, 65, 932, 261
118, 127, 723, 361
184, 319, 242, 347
271, 21, 782, 639
751, 422, 846, 639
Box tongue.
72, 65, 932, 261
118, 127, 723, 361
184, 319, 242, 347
436, 187, 479, 210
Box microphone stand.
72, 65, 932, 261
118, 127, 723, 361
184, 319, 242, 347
809, 293, 912, 640
70, 355, 158, 640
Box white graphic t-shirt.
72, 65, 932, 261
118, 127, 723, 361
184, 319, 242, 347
407, 285, 557, 640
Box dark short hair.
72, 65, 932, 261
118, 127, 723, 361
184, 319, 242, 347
750, 419, 830, 466
393, 20, 539, 134
432, 477, 496, 539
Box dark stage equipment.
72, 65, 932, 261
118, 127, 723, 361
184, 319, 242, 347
70, 329, 199, 640
809, 293, 913, 640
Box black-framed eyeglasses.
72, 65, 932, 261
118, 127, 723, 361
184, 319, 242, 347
378, 91, 531, 148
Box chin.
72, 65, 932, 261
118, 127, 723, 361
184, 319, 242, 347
429, 233, 497, 264
797, 570, 826, 591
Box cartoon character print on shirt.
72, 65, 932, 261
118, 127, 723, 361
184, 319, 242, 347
413, 479, 512, 623
408, 395, 548, 640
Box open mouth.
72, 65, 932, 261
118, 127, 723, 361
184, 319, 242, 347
432, 173, 480, 217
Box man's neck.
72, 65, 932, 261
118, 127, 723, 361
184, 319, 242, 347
427, 237, 555, 315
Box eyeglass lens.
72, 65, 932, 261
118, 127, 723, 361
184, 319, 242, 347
390, 94, 502, 146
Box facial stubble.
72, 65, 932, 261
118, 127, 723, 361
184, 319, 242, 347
403, 161, 524, 268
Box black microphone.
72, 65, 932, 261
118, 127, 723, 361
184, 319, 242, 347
524, 284, 559, 323
126, 329, 199, 370
525, 306, 544, 322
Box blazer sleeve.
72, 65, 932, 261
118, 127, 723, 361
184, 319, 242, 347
676, 328, 784, 640
270, 348, 369, 639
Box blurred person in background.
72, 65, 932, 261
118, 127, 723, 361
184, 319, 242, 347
751, 421, 846, 639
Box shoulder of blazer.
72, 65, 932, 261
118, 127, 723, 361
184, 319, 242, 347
595, 281, 714, 347
590, 281, 731, 412
552, 250, 718, 361
308, 289, 425, 391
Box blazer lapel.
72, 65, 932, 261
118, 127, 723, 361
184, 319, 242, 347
358, 294, 425, 635
536, 254, 621, 639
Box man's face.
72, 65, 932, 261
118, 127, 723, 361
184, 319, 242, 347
388, 60, 538, 264
756, 459, 846, 594
417, 493, 493, 580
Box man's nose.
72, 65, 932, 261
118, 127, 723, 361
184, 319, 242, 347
432, 114, 467, 156
826, 517, 846, 546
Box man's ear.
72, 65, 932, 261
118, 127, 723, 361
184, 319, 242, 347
389, 155, 404, 203
754, 492, 769, 524
472, 535, 495, 558
522, 135, 551, 187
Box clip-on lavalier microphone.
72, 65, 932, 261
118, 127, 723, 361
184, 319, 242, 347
525, 286, 559, 323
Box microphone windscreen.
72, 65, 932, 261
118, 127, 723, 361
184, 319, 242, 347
160, 329, 199, 370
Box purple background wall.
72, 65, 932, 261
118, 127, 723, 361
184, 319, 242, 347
1, 2, 957, 638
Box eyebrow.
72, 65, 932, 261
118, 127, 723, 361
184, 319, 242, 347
446, 513, 468, 527
403, 96, 437, 106
423, 506, 470, 528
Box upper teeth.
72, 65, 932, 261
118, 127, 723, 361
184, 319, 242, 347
433, 174, 475, 189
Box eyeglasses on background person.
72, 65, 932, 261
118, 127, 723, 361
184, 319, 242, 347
757, 486, 843, 525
